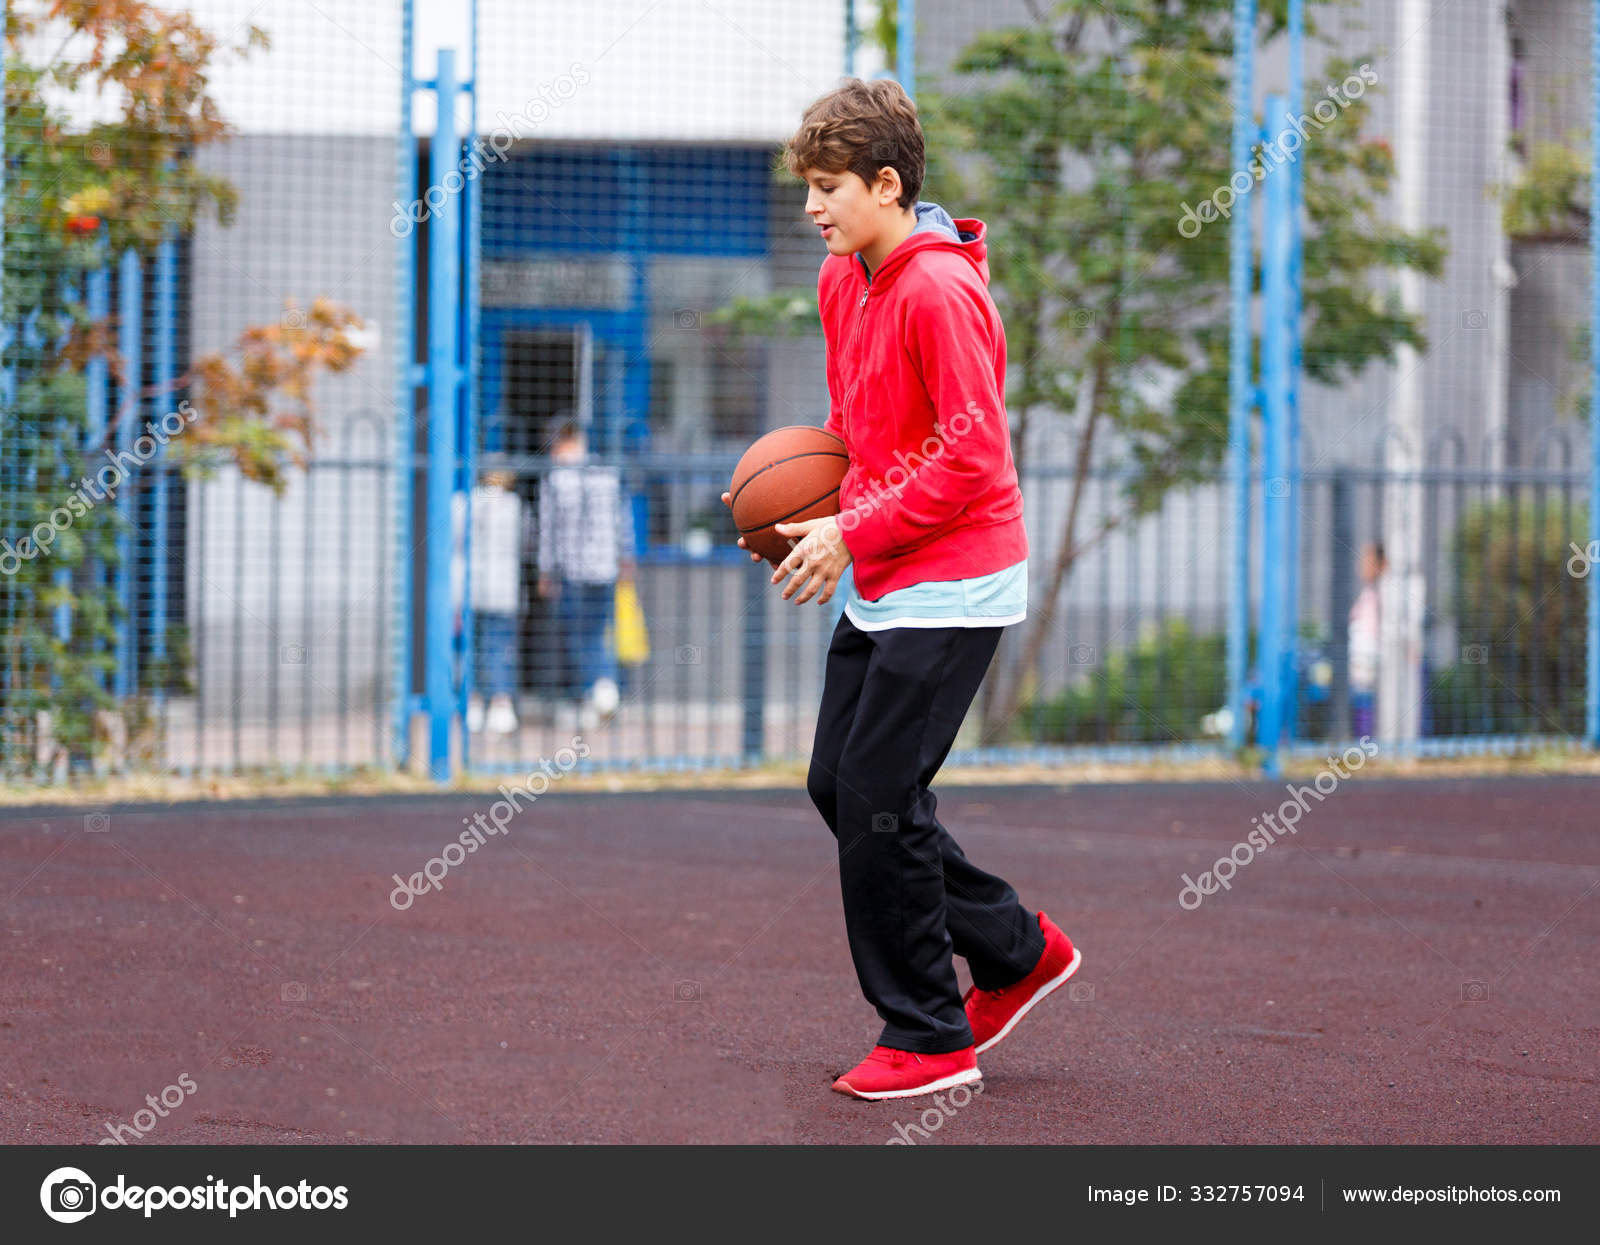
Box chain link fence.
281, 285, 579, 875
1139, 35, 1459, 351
1, 0, 1593, 782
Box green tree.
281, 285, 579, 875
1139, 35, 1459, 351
1494, 136, 1591, 425
3, 1, 365, 777
1030, 618, 1227, 743
1499, 138, 1588, 244
1444, 498, 1588, 736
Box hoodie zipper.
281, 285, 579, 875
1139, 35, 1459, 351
834, 218, 979, 451
842, 279, 871, 418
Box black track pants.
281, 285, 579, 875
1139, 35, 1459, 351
806, 612, 1047, 1054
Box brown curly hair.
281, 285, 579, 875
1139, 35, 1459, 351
780, 77, 924, 210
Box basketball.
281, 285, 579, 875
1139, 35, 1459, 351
728, 425, 848, 565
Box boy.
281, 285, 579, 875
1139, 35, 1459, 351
722, 78, 1081, 1101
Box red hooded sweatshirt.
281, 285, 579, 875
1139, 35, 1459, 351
819, 212, 1028, 601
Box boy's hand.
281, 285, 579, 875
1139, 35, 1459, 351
720, 491, 763, 563
772, 516, 851, 605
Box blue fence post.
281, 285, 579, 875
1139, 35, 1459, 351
52, 276, 74, 650
457, 8, 480, 774
114, 248, 142, 702
424, 48, 463, 783
844, 0, 858, 78
1259, 95, 1292, 773
1328, 470, 1354, 735
897, 0, 915, 96
1282, 0, 1304, 743
150, 234, 178, 712
83, 259, 110, 694
1227, 0, 1257, 753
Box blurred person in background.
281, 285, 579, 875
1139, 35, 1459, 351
454, 470, 532, 735
1348, 541, 1386, 738
538, 419, 635, 727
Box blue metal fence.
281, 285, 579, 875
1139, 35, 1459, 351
1, 0, 1596, 783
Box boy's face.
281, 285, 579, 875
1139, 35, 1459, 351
802, 165, 894, 258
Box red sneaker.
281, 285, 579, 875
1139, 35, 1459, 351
831, 1044, 981, 1101
963, 911, 1081, 1053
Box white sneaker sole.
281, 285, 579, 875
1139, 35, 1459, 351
974, 943, 1082, 1054
833, 1064, 982, 1101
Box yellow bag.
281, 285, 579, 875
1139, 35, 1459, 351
612, 579, 650, 666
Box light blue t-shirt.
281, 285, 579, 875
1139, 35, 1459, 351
843, 558, 1029, 631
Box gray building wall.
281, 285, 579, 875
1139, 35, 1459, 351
186, 134, 400, 764
1506, 0, 1593, 468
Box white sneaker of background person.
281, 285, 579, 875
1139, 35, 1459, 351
467, 693, 486, 734
590, 677, 619, 719
486, 693, 518, 735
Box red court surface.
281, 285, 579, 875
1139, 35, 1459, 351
2, 777, 1596, 1144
